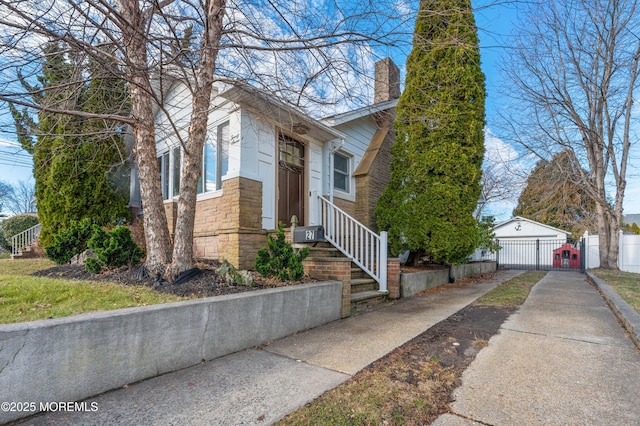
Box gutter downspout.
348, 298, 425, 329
329, 138, 345, 203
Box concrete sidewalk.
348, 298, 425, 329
16, 270, 523, 426
433, 271, 640, 426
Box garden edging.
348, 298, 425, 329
0, 280, 342, 424
587, 271, 640, 350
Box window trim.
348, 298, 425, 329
199, 120, 230, 195
333, 151, 352, 197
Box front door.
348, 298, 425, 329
278, 133, 305, 226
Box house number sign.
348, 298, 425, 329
293, 226, 325, 243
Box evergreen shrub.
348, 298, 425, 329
255, 223, 309, 281
86, 225, 144, 273
45, 218, 93, 264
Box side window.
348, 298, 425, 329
172, 147, 181, 197
199, 121, 230, 194
202, 136, 217, 193
158, 152, 170, 200
333, 152, 350, 192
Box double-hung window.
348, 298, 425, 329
158, 148, 181, 200
158, 121, 230, 199
333, 152, 351, 193
199, 121, 229, 193
172, 147, 181, 197
158, 151, 170, 200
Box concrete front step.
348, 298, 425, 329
351, 277, 377, 293
350, 290, 390, 314
350, 266, 368, 279
304, 244, 388, 314
306, 246, 342, 258
11, 247, 39, 259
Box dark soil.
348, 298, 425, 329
361, 303, 514, 421
280, 273, 519, 425
31, 259, 316, 298
386, 303, 514, 371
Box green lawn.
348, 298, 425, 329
591, 269, 640, 313
474, 270, 547, 307
0, 259, 183, 324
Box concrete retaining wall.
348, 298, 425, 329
0, 281, 342, 424
401, 261, 497, 298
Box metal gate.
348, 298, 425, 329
495, 238, 585, 272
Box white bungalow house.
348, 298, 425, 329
129, 59, 401, 294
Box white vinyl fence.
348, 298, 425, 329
583, 231, 640, 273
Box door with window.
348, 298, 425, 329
278, 133, 305, 226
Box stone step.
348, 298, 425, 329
305, 246, 342, 258
12, 246, 40, 259
351, 277, 378, 293
350, 267, 368, 279
350, 290, 389, 315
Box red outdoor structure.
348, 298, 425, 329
553, 243, 580, 269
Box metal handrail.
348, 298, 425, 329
11, 223, 42, 257
318, 195, 387, 292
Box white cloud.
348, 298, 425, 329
484, 128, 519, 164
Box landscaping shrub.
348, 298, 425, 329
0, 223, 10, 251
255, 223, 309, 281
1, 214, 40, 250
86, 225, 144, 273
45, 218, 94, 264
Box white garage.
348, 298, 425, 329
491, 217, 576, 270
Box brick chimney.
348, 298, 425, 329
373, 58, 400, 104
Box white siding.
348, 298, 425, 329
493, 218, 569, 240
155, 83, 192, 152
307, 139, 325, 226
239, 110, 277, 230
330, 115, 378, 201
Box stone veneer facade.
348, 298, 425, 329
163, 176, 266, 270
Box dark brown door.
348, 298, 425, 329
278, 134, 305, 226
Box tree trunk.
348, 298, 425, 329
118, 0, 172, 276
165, 0, 226, 281
605, 220, 620, 270
596, 204, 619, 270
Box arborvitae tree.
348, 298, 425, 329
10, 42, 129, 246
376, 0, 485, 265
623, 223, 640, 235
514, 151, 598, 239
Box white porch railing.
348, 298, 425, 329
11, 223, 41, 257
318, 195, 388, 292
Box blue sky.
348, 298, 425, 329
0, 1, 638, 219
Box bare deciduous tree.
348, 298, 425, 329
498, 0, 640, 269
0, 0, 412, 279
4, 180, 36, 215
0, 180, 12, 215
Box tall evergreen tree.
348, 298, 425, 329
376, 0, 485, 264
10, 42, 129, 246
514, 151, 598, 239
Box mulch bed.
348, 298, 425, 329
31, 259, 317, 298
